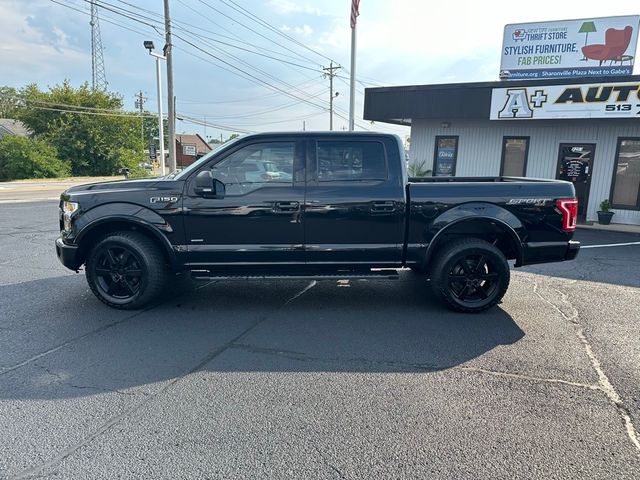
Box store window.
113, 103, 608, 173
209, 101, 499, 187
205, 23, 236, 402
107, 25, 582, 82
500, 137, 529, 177
433, 136, 458, 176
611, 138, 640, 209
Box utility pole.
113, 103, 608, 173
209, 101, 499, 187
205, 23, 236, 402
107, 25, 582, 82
134, 91, 147, 161
323, 62, 340, 131
163, 0, 176, 173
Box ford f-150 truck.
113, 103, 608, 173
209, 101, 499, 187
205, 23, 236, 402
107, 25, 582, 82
56, 132, 579, 313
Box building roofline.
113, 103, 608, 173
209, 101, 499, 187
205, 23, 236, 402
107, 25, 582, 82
364, 75, 640, 123
365, 75, 640, 94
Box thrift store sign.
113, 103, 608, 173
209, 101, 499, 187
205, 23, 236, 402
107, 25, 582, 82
500, 16, 640, 80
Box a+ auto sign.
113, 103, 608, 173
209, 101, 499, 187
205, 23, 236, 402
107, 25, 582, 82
490, 81, 640, 120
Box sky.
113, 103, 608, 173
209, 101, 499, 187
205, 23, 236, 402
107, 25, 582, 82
1, 0, 639, 142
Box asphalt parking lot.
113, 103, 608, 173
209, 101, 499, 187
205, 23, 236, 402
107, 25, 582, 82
1, 201, 639, 479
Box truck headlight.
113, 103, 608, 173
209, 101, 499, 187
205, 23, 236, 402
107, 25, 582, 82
62, 201, 79, 231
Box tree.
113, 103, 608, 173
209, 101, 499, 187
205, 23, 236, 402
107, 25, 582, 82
0, 86, 19, 118
0, 135, 70, 180
13, 81, 145, 176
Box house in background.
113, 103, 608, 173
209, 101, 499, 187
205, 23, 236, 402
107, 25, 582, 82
175, 133, 212, 168
0, 119, 30, 139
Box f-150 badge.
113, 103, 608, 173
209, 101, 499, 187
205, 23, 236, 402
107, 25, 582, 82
150, 196, 179, 204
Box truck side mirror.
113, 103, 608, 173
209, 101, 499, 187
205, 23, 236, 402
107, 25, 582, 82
194, 170, 225, 199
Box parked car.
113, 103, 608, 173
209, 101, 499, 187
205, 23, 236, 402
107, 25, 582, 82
56, 132, 579, 313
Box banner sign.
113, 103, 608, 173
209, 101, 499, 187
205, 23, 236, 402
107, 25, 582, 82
500, 16, 640, 80
182, 144, 197, 156
490, 81, 640, 120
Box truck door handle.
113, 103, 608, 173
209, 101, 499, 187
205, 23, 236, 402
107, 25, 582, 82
274, 201, 300, 212
371, 201, 395, 212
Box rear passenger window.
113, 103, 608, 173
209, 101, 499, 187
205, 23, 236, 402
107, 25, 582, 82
317, 141, 387, 182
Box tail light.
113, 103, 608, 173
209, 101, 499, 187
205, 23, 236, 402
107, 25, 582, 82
557, 198, 578, 231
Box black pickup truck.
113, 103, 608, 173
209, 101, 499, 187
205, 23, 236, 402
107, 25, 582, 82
56, 132, 579, 313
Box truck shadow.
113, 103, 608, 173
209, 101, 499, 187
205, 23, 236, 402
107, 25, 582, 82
0, 273, 524, 400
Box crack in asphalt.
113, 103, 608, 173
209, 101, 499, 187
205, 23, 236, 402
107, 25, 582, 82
8, 280, 317, 480
32, 362, 143, 397
229, 343, 601, 392
532, 279, 640, 455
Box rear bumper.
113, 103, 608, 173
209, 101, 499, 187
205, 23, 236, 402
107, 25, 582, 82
55, 237, 82, 271
520, 240, 580, 266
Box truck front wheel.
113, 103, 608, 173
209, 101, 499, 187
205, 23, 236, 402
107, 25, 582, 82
85, 231, 168, 310
429, 238, 510, 313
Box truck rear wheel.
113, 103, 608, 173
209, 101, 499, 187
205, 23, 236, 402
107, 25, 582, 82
85, 231, 167, 310
430, 238, 510, 313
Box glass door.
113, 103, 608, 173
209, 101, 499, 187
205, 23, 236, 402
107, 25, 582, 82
556, 143, 596, 221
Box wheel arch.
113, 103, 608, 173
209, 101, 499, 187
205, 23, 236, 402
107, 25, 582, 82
424, 215, 525, 268
75, 216, 176, 268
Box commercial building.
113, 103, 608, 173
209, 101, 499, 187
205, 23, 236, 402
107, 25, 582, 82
175, 133, 212, 168
364, 75, 640, 226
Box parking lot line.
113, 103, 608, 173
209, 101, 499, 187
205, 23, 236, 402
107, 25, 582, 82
581, 242, 640, 249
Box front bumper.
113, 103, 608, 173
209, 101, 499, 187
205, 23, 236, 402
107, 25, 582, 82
520, 240, 580, 266
55, 237, 82, 271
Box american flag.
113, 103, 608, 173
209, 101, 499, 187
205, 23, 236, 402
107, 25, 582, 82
350, 0, 360, 29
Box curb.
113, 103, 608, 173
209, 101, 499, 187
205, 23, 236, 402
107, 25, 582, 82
577, 224, 640, 235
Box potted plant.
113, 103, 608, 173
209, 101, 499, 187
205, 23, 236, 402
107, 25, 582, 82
597, 199, 615, 225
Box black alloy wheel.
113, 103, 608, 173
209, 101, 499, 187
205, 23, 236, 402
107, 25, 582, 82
430, 238, 510, 313
85, 231, 168, 309
93, 245, 143, 302
446, 253, 499, 303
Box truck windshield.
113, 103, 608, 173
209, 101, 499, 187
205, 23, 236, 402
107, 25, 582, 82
166, 136, 244, 180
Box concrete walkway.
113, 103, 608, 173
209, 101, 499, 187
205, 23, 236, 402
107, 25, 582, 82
0, 177, 124, 203
578, 222, 640, 235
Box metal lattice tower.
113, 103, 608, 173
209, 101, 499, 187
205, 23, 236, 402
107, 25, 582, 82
89, 1, 108, 91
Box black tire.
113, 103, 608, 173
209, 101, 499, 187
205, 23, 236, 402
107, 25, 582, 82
85, 231, 168, 310
429, 238, 510, 313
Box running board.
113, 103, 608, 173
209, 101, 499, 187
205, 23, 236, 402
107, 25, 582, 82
190, 269, 400, 281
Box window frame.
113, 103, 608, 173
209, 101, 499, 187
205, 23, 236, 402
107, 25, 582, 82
432, 135, 459, 177
186, 139, 303, 196
312, 139, 389, 184
610, 137, 640, 210
499, 136, 530, 177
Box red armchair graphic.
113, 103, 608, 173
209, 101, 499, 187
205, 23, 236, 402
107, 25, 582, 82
582, 26, 633, 65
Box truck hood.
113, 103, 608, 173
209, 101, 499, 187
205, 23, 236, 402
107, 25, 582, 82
60, 177, 183, 203
65, 177, 162, 194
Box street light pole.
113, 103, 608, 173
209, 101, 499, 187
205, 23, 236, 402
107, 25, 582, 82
154, 54, 166, 176
144, 41, 166, 176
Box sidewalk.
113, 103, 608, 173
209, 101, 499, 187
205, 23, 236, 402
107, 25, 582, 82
578, 222, 640, 235
0, 176, 123, 203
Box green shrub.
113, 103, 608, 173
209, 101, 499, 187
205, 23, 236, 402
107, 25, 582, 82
0, 135, 71, 180
408, 159, 432, 177
599, 199, 612, 213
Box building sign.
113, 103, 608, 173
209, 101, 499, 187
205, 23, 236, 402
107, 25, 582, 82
182, 144, 197, 156
490, 81, 640, 120
500, 16, 640, 80
433, 136, 458, 176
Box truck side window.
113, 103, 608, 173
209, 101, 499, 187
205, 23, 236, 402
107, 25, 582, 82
210, 142, 294, 195
317, 141, 387, 182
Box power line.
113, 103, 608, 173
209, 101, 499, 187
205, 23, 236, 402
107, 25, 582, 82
219, 0, 336, 65
194, 0, 325, 68
172, 33, 329, 113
